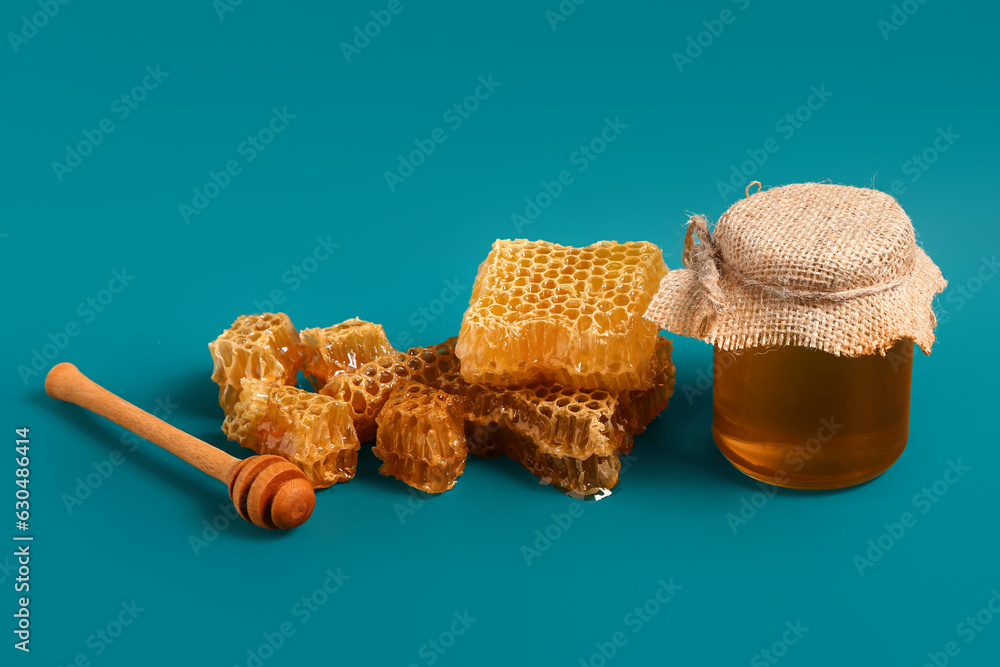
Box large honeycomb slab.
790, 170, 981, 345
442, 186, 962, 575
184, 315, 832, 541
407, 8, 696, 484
319, 344, 461, 442
208, 313, 303, 413
300, 319, 396, 389
374, 383, 468, 493
223, 379, 360, 488
455, 239, 668, 390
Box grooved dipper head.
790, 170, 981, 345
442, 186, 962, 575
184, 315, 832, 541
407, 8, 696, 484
228, 455, 315, 530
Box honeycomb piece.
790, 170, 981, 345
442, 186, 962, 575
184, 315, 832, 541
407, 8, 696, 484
411, 338, 632, 495
208, 313, 303, 413
470, 423, 621, 496
319, 344, 460, 442
620, 336, 675, 435
422, 339, 632, 461
453, 378, 632, 460
374, 383, 468, 493
223, 379, 360, 488
456, 239, 668, 390
300, 319, 396, 389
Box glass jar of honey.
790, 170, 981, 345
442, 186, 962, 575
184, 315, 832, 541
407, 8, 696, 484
643, 182, 947, 490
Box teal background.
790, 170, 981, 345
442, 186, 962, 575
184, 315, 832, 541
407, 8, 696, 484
3, 0, 998, 665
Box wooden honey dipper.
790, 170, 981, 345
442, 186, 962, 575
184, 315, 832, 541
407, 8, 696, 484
45, 363, 315, 530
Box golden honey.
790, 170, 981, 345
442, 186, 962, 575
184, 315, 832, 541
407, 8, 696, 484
712, 339, 913, 490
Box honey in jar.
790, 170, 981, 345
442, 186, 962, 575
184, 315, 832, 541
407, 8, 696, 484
712, 339, 913, 489
643, 182, 947, 490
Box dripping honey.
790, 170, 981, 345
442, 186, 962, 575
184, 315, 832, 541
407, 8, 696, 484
712, 339, 913, 490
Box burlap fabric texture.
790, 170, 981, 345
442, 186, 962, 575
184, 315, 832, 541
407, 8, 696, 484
643, 183, 947, 356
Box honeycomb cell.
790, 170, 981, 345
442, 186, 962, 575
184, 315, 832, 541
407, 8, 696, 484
222, 379, 360, 488
374, 383, 468, 493
319, 343, 462, 442
300, 319, 396, 389
208, 313, 303, 413
456, 239, 668, 390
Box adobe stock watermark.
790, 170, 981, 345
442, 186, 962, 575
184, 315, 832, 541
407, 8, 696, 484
715, 84, 833, 200
51, 65, 170, 182
678, 347, 730, 406
921, 588, 1000, 667
393, 486, 434, 525
7, 0, 72, 54
251, 235, 340, 312
340, 0, 415, 63
406, 611, 477, 667
750, 621, 809, 667
61, 395, 179, 514
179, 106, 296, 224
877, 0, 930, 41
188, 501, 243, 556
54, 600, 145, 666
0, 556, 16, 586
465, 420, 505, 458
510, 116, 628, 233
545, 0, 587, 31
937, 255, 996, 327
726, 417, 843, 535
233, 568, 349, 667
853, 459, 970, 576
17, 268, 135, 386
384, 75, 502, 192
888, 126, 959, 198
578, 578, 682, 667
672, 0, 752, 73
521, 500, 586, 566
214, 0, 245, 21
388, 276, 468, 351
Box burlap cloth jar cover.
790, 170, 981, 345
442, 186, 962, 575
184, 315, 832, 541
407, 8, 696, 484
644, 183, 947, 356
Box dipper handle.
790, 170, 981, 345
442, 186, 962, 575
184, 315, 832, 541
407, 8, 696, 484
45, 362, 236, 482
45, 363, 315, 530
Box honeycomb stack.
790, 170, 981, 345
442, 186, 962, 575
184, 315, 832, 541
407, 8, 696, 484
448, 238, 673, 495
209, 314, 367, 488
206, 238, 674, 497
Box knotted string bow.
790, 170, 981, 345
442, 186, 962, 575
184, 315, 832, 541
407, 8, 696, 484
681, 214, 727, 314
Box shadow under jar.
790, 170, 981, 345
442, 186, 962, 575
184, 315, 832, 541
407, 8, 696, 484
712, 339, 914, 490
